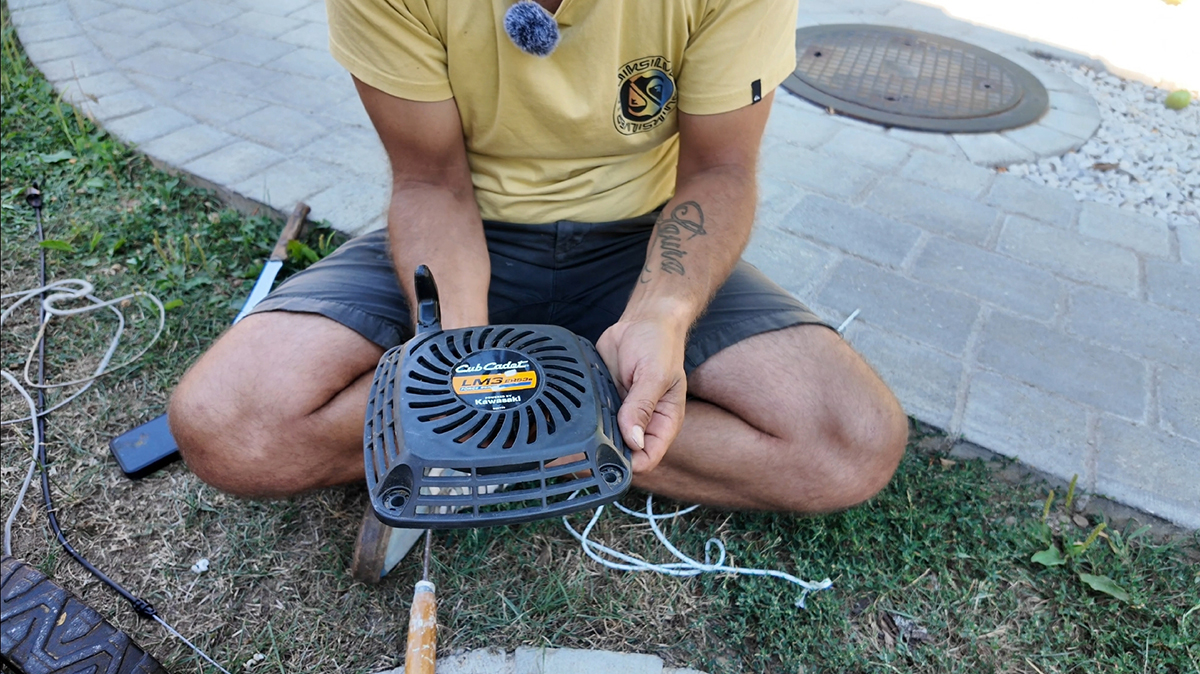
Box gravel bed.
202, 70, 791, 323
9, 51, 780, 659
1008, 60, 1199, 228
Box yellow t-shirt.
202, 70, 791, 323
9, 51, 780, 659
327, 0, 798, 224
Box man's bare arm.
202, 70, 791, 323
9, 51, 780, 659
354, 77, 490, 330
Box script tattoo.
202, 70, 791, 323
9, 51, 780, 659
641, 201, 707, 282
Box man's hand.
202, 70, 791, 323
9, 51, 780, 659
596, 311, 688, 473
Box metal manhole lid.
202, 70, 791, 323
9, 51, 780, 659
782, 25, 1048, 133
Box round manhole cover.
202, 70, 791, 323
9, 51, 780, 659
782, 25, 1048, 133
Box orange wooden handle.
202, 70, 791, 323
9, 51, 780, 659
404, 581, 437, 674
269, 202, 311, 262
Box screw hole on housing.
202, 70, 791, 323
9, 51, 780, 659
813, 51, 822, 57
983, 83, 993, 89
886, 95, 898, 101
382, 487, 410, 511
599, 464, 624, 486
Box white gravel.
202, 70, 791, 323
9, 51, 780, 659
1007, 60, 1199, 227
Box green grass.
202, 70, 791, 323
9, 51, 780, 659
3, 5, 1198, 673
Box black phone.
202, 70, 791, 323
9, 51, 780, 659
108, 413, 180, 479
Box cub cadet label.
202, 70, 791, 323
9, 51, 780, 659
452, 349, 540, 410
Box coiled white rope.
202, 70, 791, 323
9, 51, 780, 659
563, 492, 833, 609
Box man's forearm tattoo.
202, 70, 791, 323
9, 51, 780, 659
641, 201, 707, 282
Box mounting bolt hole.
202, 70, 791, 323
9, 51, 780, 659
983, 83, 993, 89
885, 95, 898, 101
599, 464, 624, 486
382, 487, 410, 511
813, 51, 822, 57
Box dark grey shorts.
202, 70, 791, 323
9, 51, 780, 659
250, 213, 831, 374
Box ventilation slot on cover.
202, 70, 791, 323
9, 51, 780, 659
445, 334, 463, 359
454, 413, 492, 444
434, 410, 477, 434
416, 356, 449, 377
478, 412, 508, 448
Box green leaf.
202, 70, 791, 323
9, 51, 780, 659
1031, 546, 1066, 567
88, 230, 103, 252
39, 239, 75, 253
163, 299, 184, 311
287, 239, 319, 264
38, 150, 73, 163
110, 237, 126, 255
84, 176, 105, 189
1079, 573, 1131, 602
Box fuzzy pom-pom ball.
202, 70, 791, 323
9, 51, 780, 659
504, 0, 560, 57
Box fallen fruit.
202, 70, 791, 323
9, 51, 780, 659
1165, 90, 1191, 110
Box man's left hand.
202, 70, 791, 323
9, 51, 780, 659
596, 314, 688, 473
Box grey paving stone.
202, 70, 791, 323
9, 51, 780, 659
304, 177, 390, 235
288, 1, 327, 23
952, 133, 1036, 167
986, 174, 1079, 227
234, 0, 312, 16
962, 371, 1092, 482
752, 173, 810, 230
1066, 286, 1200, 375
87, 7, 169, 35
780, 194, 922, 268
1039, 107, 1100, 141
257, 76, 356, 114
140, 21, 234, 51
227, 104, 331, 151
513, 647, 664, 674
68, 0, 118, 21
319, 95, 373, 129
277, 22, 328, 50
976, 313, 1145, 418
843, 323, 962, 428
1077, 201, 1171, 258
1145, 258, 1200, 315
126, 72, 192, 100
378, 647, 514, 674
230, 156, 343, 210
200, 34, 296, 66
899, 149, 993, 198
911, 236, 1063, 320
38, 51, 111, 82
108, 0, 184, 10
819, 126, 912, 171
263, 46, 345, 81
6, 0, 54, 10
171, 86, 269, 125
759, 143, 879, 201
885, 127, 967, 158
102, 106, 195, 144
816, 257, 980, 355
78, 89, 154, 122
183, 140, 287, 186
23, 35, 94, 62
120, 47, 215, 81
14, 3, 73, 23
220, 9, 304, 38
864, 177, 999, 246
56, 70, 135, 104
1160, 368, 1200, 441
1095, 416, 1200, 529
13, 20, 82, 44
1001, 123, 1085, 158
741, 226, 838, 299
87, 29, 150, 61
764, 100, 842, 149
183, 60, 282, 96
997, 215, 1139, 295
164, 0, 243, 26
1181, 226, 1200, 266
1048, 89, 1099, 116
140, 124, 236, 165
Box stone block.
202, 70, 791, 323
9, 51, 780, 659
514, 647, 663, 674
911, 236, 1063, 320
899, 149, 993, 198
320, 95, 373, 129
14, 3, 74, 23
140, 21, 233, 51
277, 22, 328, 50
962, 371, 1092, 483
126, 72, 191, 99
379, 647, 513, 674
219, 10, 303, 38
37, 52, 111, 82
885, 127, 967, 158
233, 0, 313, 17
108, 0, 184, 10
304, 178, 390, 235
1066, 286, 1200, 375
23, 36, 94, 62
164, 0, 242, 26
1001, 123, 1085, 158
1096, 416, 1200, 529
819, 126, 912, 171
56, 70, 135, 103
975, 313, 1145, 419
843, 323, 962, 428
763, 100, 842, 149
87, 7, 169, 35
753, 174, 810, 230
741, 226, 838, 299
1160, 368, 1200, 442
120, 46, 214, 81
759, 143, 878, 201
1178, 226, 1199, 266
183, 141, 287, 186
79, 90, 153, 122
1145, 258, 1200, 315
1048, 90, 1099, 116
13, 20, 83, 45
171, 86, 269, 125
183, 60, 281, 96
996, 215, 1138, 295
780, 194, 922, 268
952, 133, 1036, 167
295, 124, 387, 176
986, 174, 1079, 227
200, 34, 296, 66
264, 46, 345, 81
816, 257, 980, 355
227, 105, 329, 152
257, 76, 357, 114
1039, 107, 1100, 141
231, 156, 344, 212
69, 0, 118, 21
1077, 201, 1171, 258
140, 124, 235, 166
87, 29, 149, 61
102, 106, 195, 144
864, 177, 999, 246
288, 1, 327, 23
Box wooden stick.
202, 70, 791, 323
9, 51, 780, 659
404, 531, 436, 673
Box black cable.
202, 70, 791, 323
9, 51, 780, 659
25, 182, 157, 619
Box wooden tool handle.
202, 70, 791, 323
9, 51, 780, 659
269, 202, 311, 262
404, 580, 437, 673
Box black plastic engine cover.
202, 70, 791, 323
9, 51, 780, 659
364, 320, 633, 529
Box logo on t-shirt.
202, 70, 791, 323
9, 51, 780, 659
614, 56, 676, 135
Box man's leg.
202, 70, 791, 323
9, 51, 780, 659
633, 324, 908, 513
